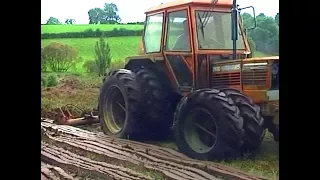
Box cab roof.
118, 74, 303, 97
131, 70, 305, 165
146, 0, 233, 14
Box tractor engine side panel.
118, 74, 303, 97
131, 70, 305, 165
209, 55, 242, 90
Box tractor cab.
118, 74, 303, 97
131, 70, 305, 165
141, 0, 255, 91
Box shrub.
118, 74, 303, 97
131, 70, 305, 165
41, 76, 47, 87
41, 48, 49, 72
47, 74, 58, 87
42, 42, 78, 72
83, 60, 98, 73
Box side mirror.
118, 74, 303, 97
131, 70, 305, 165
239, 6, 256, 31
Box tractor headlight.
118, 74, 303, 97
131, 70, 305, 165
212, 64, 240, 72
271, 62, 279, 75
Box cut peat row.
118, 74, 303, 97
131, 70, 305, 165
42, 143, 153, 180
41, 120, 188, 160
41, 121, 267, 180
41, 162, 75, 180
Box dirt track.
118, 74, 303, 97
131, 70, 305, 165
41, 120, 268, 180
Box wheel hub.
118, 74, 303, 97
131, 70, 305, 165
103, 86, 126, 134
183, 108, 218, 153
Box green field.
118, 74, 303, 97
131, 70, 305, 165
41, 36, 269, 73
41, 24, 143, 34
41, 36, 141, 72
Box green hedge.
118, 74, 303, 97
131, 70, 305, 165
41, 28, 143, 39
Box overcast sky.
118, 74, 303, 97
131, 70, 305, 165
41, 0, 279, 24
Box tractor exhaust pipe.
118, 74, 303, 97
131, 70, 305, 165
231, 0, 238, 60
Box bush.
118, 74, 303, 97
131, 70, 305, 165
41, 28, 143, 39
42, 42, 78, 72
41, 76, 47, 87
47, 74, 58, 87
83, 60, 98, 73
46, 74, 58, 87
41, 48, 49, 72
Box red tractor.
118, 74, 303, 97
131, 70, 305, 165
98, 0, 279, 160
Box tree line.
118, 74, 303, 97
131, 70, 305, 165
44, 2, 279, 56
243, 13, 279, 55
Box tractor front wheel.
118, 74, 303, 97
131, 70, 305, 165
218, 88, 266, 153
173, 89, 245, 160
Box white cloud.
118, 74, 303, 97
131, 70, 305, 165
41, 0, 279, 24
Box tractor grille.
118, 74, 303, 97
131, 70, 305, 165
242, 63, 268, 85
212, 72, 241, 86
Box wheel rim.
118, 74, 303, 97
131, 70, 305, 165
103, 86, 126, 134
183, 108, 218, 153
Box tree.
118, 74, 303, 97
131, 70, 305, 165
94, 37, 112, 76
275, 13, 279, 25
42, 42, 78, 72
88, 8, 106, 24
46, 17, 62, 25
87, 3, 121, 24
103, 3, 121, 24
241, 12, 279, 56
65, 19, 76, 24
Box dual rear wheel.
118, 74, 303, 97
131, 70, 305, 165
99, 68, 265, 160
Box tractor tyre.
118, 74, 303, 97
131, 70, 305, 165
173, 89, 245, 160
218, 88, 265, 152
98, 69, 146, 139
134, 68, 180, 138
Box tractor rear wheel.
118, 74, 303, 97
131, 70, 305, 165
134, 68, 180, 138
173, 89, 245, 160
218, 88, 265, 152
98, 69, 146, 139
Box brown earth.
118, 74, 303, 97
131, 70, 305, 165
41, 121, 268, 180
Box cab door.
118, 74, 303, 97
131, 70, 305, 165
163, 7, 195, 93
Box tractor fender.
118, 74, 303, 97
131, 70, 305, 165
124, 57, 155, 71
124, 56, 177, 94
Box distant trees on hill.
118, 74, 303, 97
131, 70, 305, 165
65, 19, 76, 24
46, 17, 62, 25
88, 3, 121, 24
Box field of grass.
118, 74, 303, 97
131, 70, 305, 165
41, 24, 143, 34
41, 36, 141, 72
41, 36, 271, 73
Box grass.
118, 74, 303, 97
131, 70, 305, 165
41, 24, 143, 34
41, 36, 141, 72
146, 132, 278, 180
41, 36, 272, 73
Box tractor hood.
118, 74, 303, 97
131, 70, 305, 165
242, 56, 279, 64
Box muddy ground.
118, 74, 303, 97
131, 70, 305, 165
41, 73, 279, 180
41, 121, 269, 180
